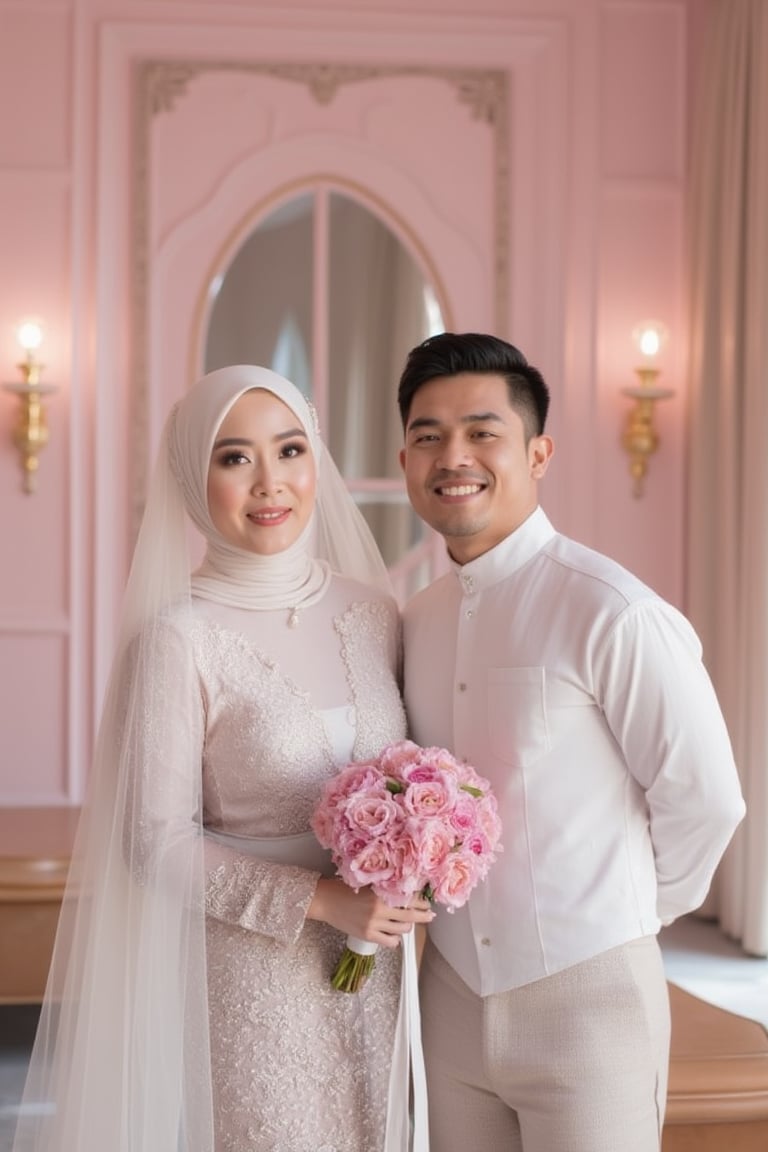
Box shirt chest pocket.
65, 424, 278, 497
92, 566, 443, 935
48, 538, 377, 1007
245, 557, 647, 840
487, 666, 550, 768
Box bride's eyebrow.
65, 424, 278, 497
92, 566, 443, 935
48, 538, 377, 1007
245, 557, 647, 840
212, 428, 307, 450
212, 436, 252, 451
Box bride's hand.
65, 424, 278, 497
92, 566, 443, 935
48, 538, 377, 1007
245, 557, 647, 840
307, 879, 434, 948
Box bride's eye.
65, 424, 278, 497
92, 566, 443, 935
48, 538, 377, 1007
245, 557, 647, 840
219, 450, 250, 466
281, 441, 307, 459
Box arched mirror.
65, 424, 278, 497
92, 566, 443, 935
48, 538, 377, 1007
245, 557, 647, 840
203, 187, 448, 599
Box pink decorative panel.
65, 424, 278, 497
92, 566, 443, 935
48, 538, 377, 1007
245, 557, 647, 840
0, 633, 69, 804
601, 3, 685, 180
0, 7, 71, 168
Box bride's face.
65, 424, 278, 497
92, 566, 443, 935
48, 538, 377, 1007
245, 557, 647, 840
207, 389, 317, 555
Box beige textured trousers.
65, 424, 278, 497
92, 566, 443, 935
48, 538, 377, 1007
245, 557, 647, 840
419, 934, 670, 1152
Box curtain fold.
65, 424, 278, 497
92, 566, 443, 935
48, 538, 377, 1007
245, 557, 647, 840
686, 0, 768, 956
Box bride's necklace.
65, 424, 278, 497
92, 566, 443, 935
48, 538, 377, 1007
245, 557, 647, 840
285, 565, 332, 627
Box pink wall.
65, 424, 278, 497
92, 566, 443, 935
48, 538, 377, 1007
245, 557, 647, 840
0, 0, 701, 805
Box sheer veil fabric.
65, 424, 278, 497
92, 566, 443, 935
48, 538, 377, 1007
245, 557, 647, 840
12, 366, 396, 1152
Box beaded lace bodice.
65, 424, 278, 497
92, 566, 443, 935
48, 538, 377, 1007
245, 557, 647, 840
196, 596, 404, 838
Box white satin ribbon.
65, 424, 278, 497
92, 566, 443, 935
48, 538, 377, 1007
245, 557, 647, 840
345, 935, 379, 957
384, 928, 429, 1151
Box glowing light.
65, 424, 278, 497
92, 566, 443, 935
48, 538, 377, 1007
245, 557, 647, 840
17, 320, 44, 355
632, 320, 668, 361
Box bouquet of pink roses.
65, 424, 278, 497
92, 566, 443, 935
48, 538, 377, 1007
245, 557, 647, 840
311, 739, 503, 992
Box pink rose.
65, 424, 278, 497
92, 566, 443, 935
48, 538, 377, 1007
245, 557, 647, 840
410, 818, 454, 877
448, 793, 479, 837
345, 793, 404, 839
432, 852, 481, 910
336, 763, 387, 801
403, 775, 458, 819
398, 763, 441, 784
378, 741, 421, 778
463, 831, 490, 857
417, 746, 462, 774
476, 796, 503, 848
348, 840, 395, 888
373, 835, 424, 905
335, 827, 370, 862
310, 806, 337, 849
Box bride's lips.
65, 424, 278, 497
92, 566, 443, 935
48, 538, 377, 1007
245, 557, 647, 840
247, 507, 291, 526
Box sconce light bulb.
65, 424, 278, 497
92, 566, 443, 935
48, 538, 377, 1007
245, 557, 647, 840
17, 320, 44, 355
632, 319, 668, 361
639, 328, 660, 357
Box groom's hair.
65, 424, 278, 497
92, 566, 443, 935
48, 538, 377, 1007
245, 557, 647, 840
397, 331, 550, 442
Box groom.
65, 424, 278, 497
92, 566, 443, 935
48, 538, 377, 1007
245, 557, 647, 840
397, 331, 745, 1152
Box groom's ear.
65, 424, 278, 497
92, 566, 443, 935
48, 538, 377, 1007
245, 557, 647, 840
529, 434, 554, 479
399, 447, 406, 473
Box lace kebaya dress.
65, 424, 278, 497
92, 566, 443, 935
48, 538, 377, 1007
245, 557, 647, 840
12, 367, 413, 1152
130, 577, 407, 1152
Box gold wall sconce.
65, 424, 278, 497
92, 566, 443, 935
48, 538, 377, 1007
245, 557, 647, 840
621, 321, 674, 497
3, 320, 58, 494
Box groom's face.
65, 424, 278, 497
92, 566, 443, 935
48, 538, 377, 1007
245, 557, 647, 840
399, 372, 552, 564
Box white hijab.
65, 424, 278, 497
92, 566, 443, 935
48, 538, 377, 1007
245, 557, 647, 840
176, 364, 331, 613
12, 365, 393, 1152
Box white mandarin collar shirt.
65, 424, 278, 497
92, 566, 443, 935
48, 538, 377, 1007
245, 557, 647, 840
452, 505, 557, 597
403, 507, 745, 996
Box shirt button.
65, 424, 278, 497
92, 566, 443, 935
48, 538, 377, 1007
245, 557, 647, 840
481, 937, 491, 946
465, 609, 474, 618
458, 682, 467, 692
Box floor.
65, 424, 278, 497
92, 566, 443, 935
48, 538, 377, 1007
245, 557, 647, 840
660, 915, 768, 1029
0, 916, 766, 1150
0, 1003, 38, 1152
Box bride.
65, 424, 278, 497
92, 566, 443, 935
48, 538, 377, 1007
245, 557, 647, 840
13, 365, 432, 1152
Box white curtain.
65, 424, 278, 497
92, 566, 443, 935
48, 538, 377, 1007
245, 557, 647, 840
685, 0, 768, 956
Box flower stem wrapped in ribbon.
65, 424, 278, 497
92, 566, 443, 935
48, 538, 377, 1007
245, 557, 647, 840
311, 740, 503, 993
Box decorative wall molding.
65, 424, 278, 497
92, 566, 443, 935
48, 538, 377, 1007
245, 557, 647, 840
141, 59, 507, 123
0, 620, 71, 634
